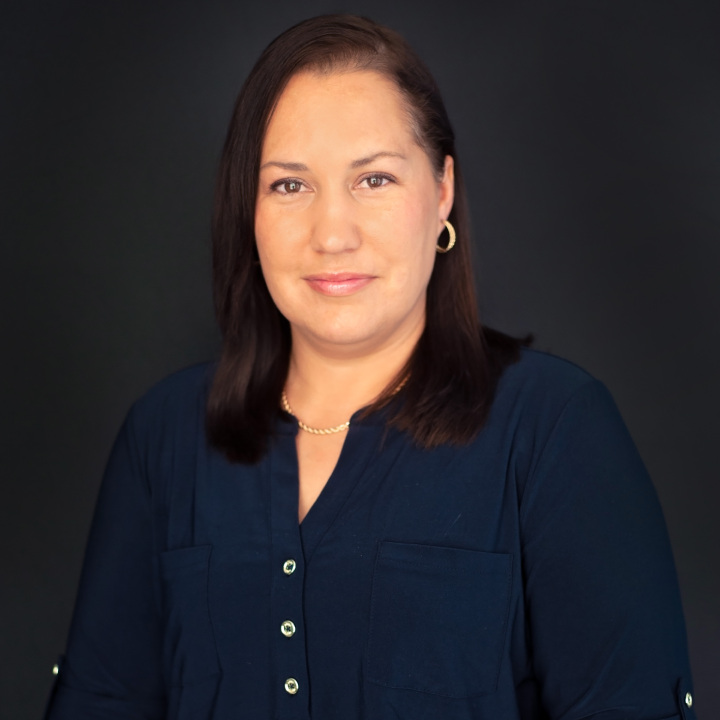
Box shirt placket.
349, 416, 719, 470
270, 432, 311, 720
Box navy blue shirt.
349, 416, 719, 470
46, 350, 696, 719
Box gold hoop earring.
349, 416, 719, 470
436, 220, 456, 253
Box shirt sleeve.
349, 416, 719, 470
45, 406, 166, 719
520, 379, 696, 720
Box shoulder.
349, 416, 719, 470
133, 361, 214, 410
500, 347, 596, 396
481, 350, 659, 540
124, 361, 215, 451
95, 363, 216, 504
489, 348, 626, 458
495, 347, 609, 415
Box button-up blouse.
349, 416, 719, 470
45, 349, 696, 720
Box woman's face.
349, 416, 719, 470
255, 69, 454, 358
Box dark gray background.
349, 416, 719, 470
2, 1, 718, 717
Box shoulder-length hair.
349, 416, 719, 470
207, 14, 522, 463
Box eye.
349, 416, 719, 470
270, 178, 305, 195
359, 173, 393, 189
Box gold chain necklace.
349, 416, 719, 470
281, 391, 351, 435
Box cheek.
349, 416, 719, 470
254, 205, 278, 256
384, 225, 436, 300
254, 206, 300, 273
394, 197, 439, 265
254, 220, 289, 307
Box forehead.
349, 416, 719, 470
261, 69, 417, 158
277, 67, 406, 113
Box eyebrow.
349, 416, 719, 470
259, 151, 406, 173
259, 160, 309, 172
350, 151, 406, 168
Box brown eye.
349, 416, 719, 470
271, 179, 304, 195
362, 174, 391, 189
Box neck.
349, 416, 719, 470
284, 327, 420, 429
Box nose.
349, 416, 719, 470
310, 188, 361, 254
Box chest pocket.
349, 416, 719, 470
159, 545, 220, 688
366, 541, 512, 698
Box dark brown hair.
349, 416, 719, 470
207, 14, 523, 462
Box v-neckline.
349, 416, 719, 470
274, 411, 385, 564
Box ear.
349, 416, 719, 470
438, 155, 455, 226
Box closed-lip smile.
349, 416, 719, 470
303, 272, 376, 297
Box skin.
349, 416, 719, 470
255, 69, 454, 521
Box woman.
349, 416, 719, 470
46, 14, 696, 720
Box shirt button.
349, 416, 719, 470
281, 620, 296, 637
284, 677, 299, 695
283, 559, 296, 575
52, 664, 59, 676
685, 692, 693, 708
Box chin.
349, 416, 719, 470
313, 327, 378, 348
297, 317, 388, 351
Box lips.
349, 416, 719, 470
303, 272, 376, 297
